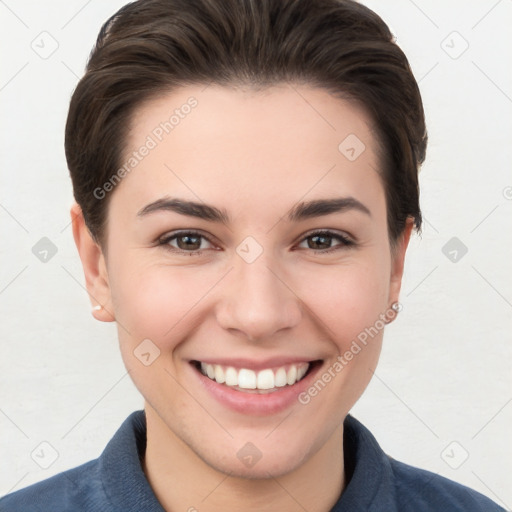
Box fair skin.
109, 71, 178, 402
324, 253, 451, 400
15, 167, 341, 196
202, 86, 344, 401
71, 83, 412, 512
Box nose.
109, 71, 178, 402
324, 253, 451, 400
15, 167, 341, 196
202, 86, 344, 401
215, 254, 303, 342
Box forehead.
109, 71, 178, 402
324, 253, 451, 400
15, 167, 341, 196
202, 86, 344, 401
112, 84, 384, 220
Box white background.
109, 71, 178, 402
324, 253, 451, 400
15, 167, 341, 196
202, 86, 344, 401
1, 0, 511, 508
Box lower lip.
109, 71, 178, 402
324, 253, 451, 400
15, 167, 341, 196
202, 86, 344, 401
191, 361, 322, 415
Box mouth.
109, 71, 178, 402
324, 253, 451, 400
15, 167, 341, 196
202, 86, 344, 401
191, 359, 322, 394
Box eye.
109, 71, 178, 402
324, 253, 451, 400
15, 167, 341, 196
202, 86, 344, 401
296, 230, 355, 253
158, 230, 216, 254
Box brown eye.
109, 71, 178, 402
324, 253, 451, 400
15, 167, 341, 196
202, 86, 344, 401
159, 231, 214, 253
175, 233, 202, 250
307, 233, 333, 250
297, 230, 354, 253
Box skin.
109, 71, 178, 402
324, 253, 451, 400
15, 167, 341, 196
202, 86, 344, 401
71, 83, 413, 512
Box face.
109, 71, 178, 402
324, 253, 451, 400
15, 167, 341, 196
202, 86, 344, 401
73, 84, 410, 478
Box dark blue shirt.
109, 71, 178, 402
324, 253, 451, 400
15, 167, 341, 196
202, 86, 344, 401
0, 410, 505, 511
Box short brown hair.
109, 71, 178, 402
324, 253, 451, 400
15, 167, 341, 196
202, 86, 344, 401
65, 0, 427, 250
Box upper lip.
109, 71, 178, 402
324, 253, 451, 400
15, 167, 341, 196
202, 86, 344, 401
191, 357, 320, 371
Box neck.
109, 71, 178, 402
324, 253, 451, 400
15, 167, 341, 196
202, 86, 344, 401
142, 406, 345, 512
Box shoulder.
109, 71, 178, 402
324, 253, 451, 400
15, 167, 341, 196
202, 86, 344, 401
339, 415, 506, 512
0, 411, 160, 512
0, 458, 109, 512
387, 456, 506, 512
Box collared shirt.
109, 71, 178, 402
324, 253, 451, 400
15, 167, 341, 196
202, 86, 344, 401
0, 410, 505, 511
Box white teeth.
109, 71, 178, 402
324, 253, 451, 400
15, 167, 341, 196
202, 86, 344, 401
286, 365, 297, 385
214, 365, 225, 384
238, 369, 257, 389
198, 362, 310, 390
297, 365, 308, 381
274, 367, 287, 387
256, 369, 274, 390
225, 367, 238, 386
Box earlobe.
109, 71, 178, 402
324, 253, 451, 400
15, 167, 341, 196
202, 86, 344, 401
70, 202, 115, 322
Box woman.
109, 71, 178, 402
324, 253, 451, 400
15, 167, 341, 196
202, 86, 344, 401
1, 0, 506, 510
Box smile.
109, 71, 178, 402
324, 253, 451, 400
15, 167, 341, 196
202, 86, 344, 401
196, 361, 310, 393
190, 358, 323, 414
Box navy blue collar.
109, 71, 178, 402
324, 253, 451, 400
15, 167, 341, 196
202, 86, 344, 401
97, 409, 387, 511
99, 410, 165, 511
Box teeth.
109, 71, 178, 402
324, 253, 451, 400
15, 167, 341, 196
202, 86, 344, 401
286, 365, 297, 385
214, 365, 225, 384
297, 365, 308, 381
257, 369, 274, 390
198, 362, 310, 390
205, 362, 215, 380
225, 366, 238, 386
274, 367, 287, 387
238, 369, 257, 389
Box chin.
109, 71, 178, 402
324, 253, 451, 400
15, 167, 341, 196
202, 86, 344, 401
195, 435, 316, 480
208, 453, 305, 480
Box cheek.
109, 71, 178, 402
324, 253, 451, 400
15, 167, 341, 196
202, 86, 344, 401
110, 264, 211, 403
295, 255, 391, 345
111, 262, 215, 348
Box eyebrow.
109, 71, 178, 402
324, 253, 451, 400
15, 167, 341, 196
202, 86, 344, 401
137, 197, 230, 224
136, 196, 371, 223
287, 197, 371, 221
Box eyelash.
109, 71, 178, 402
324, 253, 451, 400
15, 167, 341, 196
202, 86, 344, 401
300, 230, 355, 253
157, 229, 355, 256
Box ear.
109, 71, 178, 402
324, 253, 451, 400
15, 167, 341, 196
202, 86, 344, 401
70, 202, 115, 322
388, 217, 414, 306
